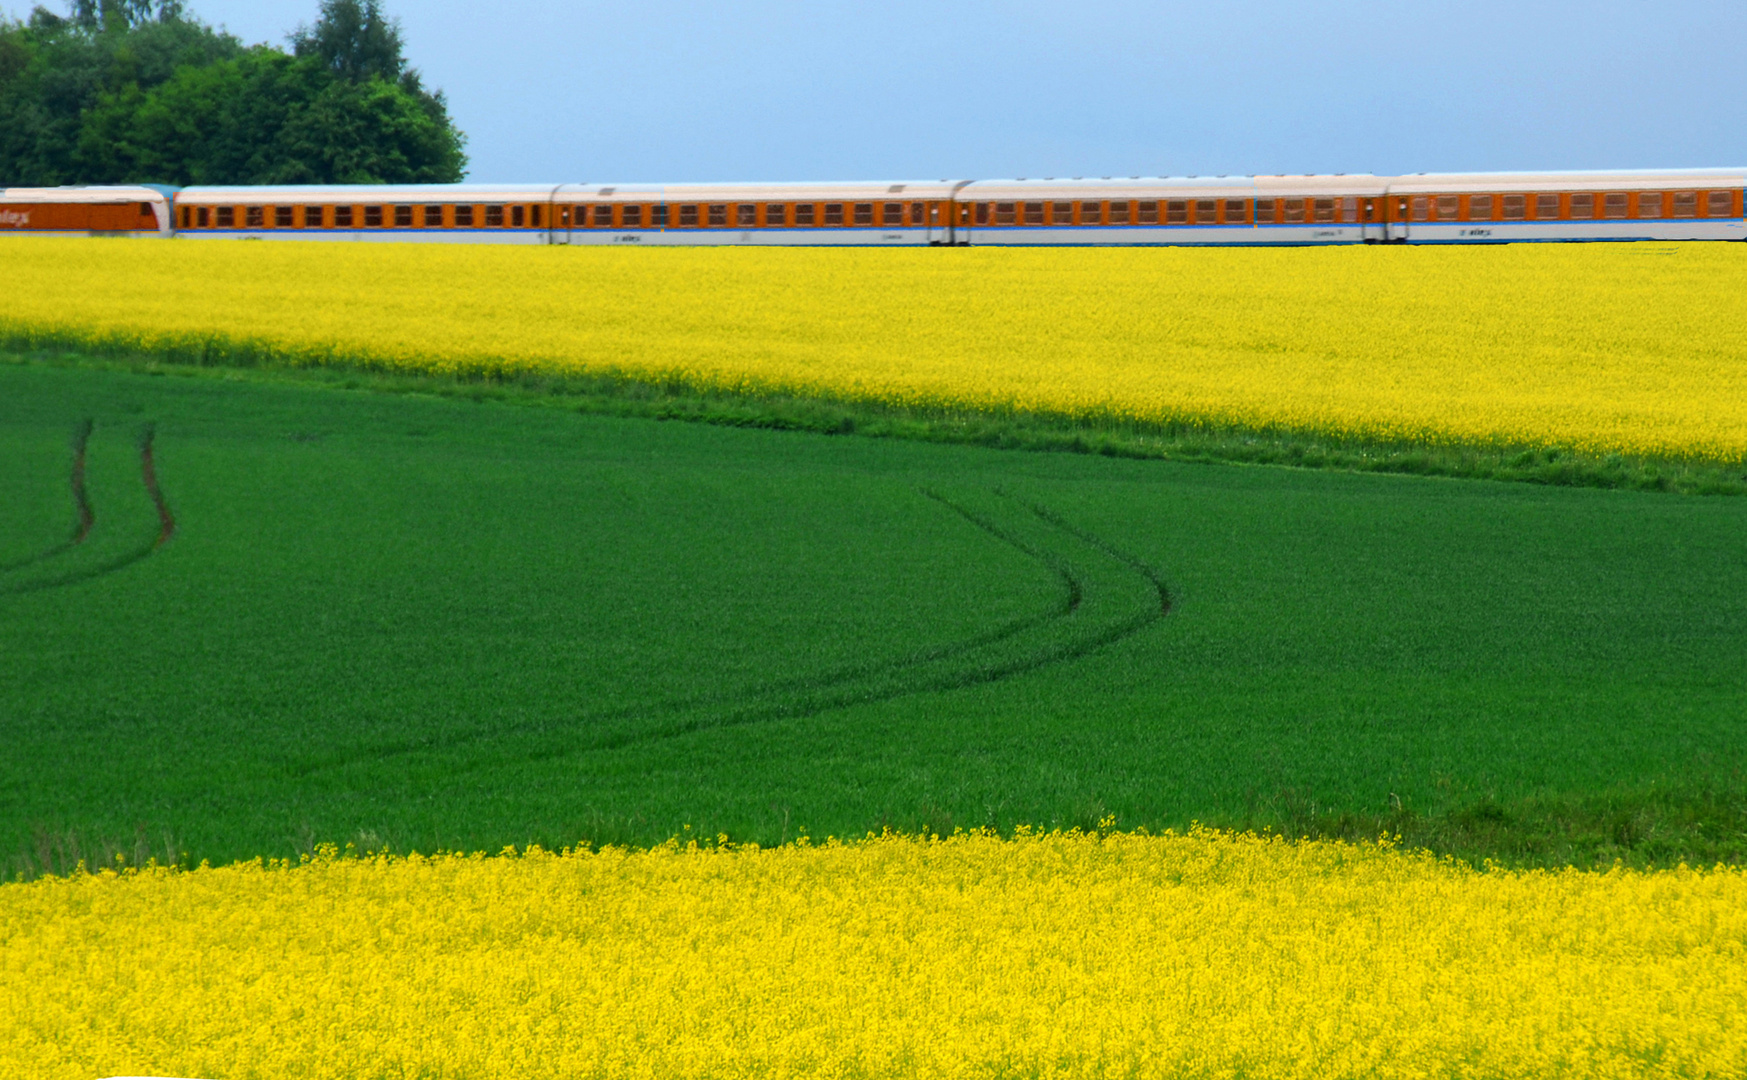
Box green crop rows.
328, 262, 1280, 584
4, 356, 1746, 876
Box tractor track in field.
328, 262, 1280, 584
0, 422, 173, 596
565, 491, 1172, 755
291, 488, 1170, 778
0, 419, 94, 573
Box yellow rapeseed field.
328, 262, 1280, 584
3, 236, 1746, 460
3, 829, 1744, 1080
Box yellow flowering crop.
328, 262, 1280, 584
3, 829, 1744, 1080
4, 236, 1747, 460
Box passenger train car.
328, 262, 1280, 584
3, 169, 1743, 246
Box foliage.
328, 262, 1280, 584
0, 0, 464, 184
290, 0, 405, 84
5, 829, 1746, 1079
3, 358, 1746, 875
2, 239, 1746, 463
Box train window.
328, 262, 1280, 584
244, 206, 262, 227
335, 206, 354, 227
423, 205, 444, 227
825, 203, 844, 225
974, 203, 989, 225
483, 205, 502, 227
765, 203, 785, 226
1080, 201, 1102, 224
737, 204, 756, 227
454, 205, 474, 227
1109, 201, 1130, 224
180, 207, 190, 228
1193, 200, 1216, 224
1137, 201, 1159, 224
1409, 196, 1428, 222
272, 206, 291, 227
1603, 193, 1628, 218
1283, 199, 1306, 223
651, 205, 669, 227
993, 203, 1015, 225
391, 205, 410, 227
361, 206, 380, 227
1501, 195, 1526, 220
1467, 195, 1492, 220
1340, 197, 1359, 223
1312, 199, 1334, 223
793, 203, 813, 226
854, 203, 874, 225
912, 202, 925, 223
708, 204, 728, 226
1253, 199, 1274, 223
623, 204, 643, 227
1707, 190, 1734, 217
1224, 199, 1246, 224
1568, 193, 1593, 218
1637, 192, 1663, 218
883, 203, 903, 226
139, 201, 154, 217
1433, 195, 1458, 221
511, 205, 525, 227
531, 205, 542, 227
216, 206, 235, 227
1023, 202, 1044, 225
1165, 200, 1187, 224
1532, 193, 1558, 219
1671, 192, 1697, 218
593, 205, 613, 227
679, 205, 698, 226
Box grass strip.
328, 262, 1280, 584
6, 341, 1744, 496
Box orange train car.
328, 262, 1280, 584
0, 185, 172, 236
5, 170, 1744, 246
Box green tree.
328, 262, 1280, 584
0, 3, 239, 184
0, 0, 466, 186
290, 0, 403, 84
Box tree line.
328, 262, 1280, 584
0, 0, 466, 186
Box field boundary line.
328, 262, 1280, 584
7, 345, 1745, 496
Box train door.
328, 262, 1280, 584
926, 201, 943, 244
1360, 196, 1382, 243
553, 203, 572, 245
1385, 194, 1410, 242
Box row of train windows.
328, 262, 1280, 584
183, 205, 545, 228
972, 191, 1741, 226
177, 191, 1742, 231
1406, 190, 1735, 221
569, 202, 939, 227
179, 202, 942, 229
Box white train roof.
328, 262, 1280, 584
176, 184, 568, 204
1385, 168, 1747, 193
1, 185, 170, 203
557, 181, 967, 202
961, 175, 1390, 199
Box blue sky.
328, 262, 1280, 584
43, 0, 1747, 182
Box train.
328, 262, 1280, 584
3, 169, 1744, 246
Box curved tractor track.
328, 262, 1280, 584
0, 421, 174, 596
300, 486, 1171, 777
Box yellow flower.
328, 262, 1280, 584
4, 238, 1745, 461
3, 829, 1743, 1079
